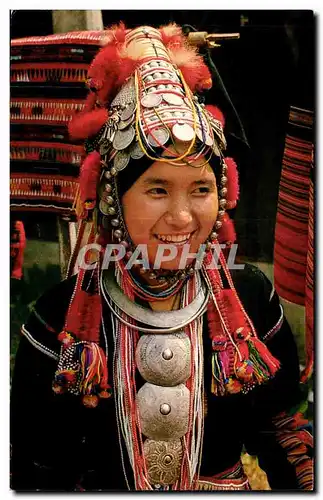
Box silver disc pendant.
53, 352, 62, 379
141, 93, 162, 108
148, 127, 170, 148
118, 114, 134, 130
121, 102, 136, 121
136, 383, 190, 440
99, 200, 110, 215
113, 127, 135, 151
163, 93, 183, 106
113, 151, 130, 171
144, 439, 183, 486
130, 141, 145, 160
135, 333, 191, 386
172, 123, 195, 142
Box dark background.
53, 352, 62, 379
10, 9, 315, 260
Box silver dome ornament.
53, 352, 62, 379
219, 199, 227, 209
110, 167, 117, 176
210, 232, 218, 240
220, 187, 228, 197
107, 206, 116, 215
105, 183, 112, 193
104, 170, 112, 180
215, 220, 223, 230
162, 348, 173, 360
217, 210, 226, 219
114, 229, 123, 239
106, 196, 114, 205
160, 403, 171, 415
149, 271, 157, 280
220, 176, 228, 186
110, 218, 120, 227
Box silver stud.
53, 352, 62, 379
218, 210, 225, 219
160, 403, 171, 415
189, 268, 195, 276
105, 183, 112, 192
219, 199, 227, 209
111, 218, 120, 227
105, 196, 114, 205
149, 272, 157, 280
107, 206, 116, 215
162, 348, 173, 360
114, 229, 123, 239
220, 188, 227, 197
164, 455, 173, 465
215, 220, 222, 230
210, 231, 218, 240
104, 171, 112, 180
220, 176, 228, 185
110, 167, 117, 176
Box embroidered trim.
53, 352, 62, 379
263, 304, 284, 343
21, 324, 59, 360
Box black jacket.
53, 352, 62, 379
10, 264, 312, 491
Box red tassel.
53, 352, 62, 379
79, 150, 101, 205
68, 108, 108, 140
225, 157, 239, 208
180, 62, 212, 92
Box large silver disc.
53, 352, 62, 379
120, 102, 136, 121
113, 127, 135, 151
141, 93, 162, 108
172, 123, 195, 142
130, 141, 145, 160
148, 127, 170, 147
163, 93, 183, 106
113, 151, 130, 171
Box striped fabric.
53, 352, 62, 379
10, 31, 103, 215
272, 412, 313, 490
273, 106, 314, 381
274, 106, 314, 305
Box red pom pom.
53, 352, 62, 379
79, 151, 101, 203
225, 157, 239, 206
217, 213, 236, 245
68, 108, 108, 141
205, 104, 225, 127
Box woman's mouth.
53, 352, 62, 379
154, 231, 196, 246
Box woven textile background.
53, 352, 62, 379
273, 105, 314, 379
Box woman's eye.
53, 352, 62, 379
147, 187, 168, 195
193, 187, 210, 195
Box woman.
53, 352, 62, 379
10, 23, 313, 491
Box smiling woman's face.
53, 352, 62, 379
122, 154, 219, 270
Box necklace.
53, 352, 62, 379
100, 267, 209, 333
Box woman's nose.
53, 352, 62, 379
164, 202, 193, 228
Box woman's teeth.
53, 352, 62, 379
155, 233, 192, 243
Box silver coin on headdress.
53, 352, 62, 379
113, 127, 135, 151
141, 93, 163, 108
99, 200, 110, 215
121, 102, 136, 121
118, 114, 135, 130
130, 141, 145, 160
99, 139, 111, 155
172, 123, 195, 142
113, 151, 130, 171
148, 127, 170, 147
162, 93, 184, 106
